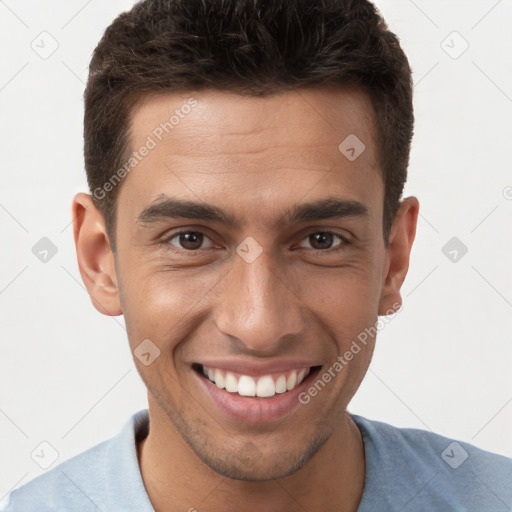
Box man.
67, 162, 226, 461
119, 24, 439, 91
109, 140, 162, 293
3, 0, 511, 510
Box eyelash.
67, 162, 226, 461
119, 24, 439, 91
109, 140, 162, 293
160, 230, 351, 254
297, 232, 350, 252
160, 230, 217, 253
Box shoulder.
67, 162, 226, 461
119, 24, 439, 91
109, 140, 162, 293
1, 409, 152, 512
1, 437, 112, 511
351, 414, 512, 511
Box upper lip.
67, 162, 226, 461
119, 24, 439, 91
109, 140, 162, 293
195, 360, 320, 376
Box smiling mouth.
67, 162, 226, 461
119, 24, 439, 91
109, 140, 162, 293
192, 363, 322, 399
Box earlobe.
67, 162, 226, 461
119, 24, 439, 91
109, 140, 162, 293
378, 196, 419, 316
72, 193, 122, 316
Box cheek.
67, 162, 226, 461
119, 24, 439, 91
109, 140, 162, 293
293, 255, 383, 334
117, 262, 223, 351
117, 239, 385, 355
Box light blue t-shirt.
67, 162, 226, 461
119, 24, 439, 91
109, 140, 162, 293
2, 409, 511, 511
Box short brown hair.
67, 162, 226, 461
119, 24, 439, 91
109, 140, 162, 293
84, 0, 413, 250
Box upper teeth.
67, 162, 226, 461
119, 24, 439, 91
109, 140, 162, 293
203, 366, 310, 398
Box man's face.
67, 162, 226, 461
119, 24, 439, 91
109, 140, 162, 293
111, 88, 395, 480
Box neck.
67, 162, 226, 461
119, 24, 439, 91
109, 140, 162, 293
137, 398, 366, 512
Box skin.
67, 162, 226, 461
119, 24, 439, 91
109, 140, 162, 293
72, 87, 419, 512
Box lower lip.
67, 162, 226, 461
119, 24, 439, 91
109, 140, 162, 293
194, 369, 318, 424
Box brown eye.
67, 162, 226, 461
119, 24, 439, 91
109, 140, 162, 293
167, 231, 213, 251
298, 232, 345, 251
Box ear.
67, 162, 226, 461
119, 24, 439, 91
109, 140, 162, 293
72, 193, 122, 316
378, 196, 419, 315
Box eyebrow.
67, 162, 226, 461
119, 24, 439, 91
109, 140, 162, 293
138, 196, 238, 226
137, 195, 369, 227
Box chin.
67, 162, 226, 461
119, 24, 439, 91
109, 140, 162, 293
149, 383, 334, 481
198, 450, 305, 481
189, 430, 329, 482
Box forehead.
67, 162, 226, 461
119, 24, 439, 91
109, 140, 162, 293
119, 87, 383, 225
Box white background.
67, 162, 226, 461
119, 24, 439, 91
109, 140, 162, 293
1, 0, 511, 498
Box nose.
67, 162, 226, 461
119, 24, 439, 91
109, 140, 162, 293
213, 245, 305, 355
